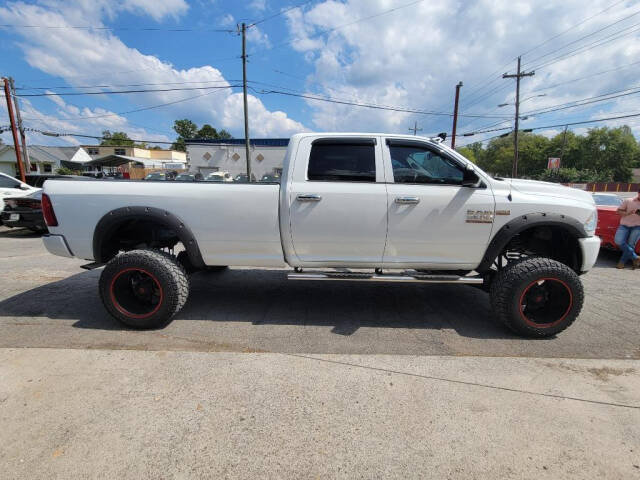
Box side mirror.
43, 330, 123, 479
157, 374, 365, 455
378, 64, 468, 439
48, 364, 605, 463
461, 164, 480, 187
19, 184, 31, 190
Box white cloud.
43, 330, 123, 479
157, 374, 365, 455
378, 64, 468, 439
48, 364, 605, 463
0, 0, 306, 140
219, 13, 235, 27
283, 0, 640, 136
246, 25, 271, 48
249, 0, 267, 12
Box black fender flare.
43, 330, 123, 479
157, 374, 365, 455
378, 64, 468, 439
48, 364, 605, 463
93, 206, 205, 269
477, 212, 587, 273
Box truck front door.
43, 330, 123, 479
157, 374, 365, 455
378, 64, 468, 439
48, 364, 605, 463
287, 137, 388, 265
382, 138, 495, 268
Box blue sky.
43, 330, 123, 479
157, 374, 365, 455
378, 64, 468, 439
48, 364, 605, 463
1, 0, 639, 147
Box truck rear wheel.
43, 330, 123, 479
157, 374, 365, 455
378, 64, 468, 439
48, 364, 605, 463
489, 258, 583, 337
99, 249, 189, 329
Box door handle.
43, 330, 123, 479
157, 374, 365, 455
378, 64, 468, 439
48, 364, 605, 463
395, 196, 420, 205
296, 194, 322, 202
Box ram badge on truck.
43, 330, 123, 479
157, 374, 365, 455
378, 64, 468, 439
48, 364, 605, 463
41, 133, 600, 337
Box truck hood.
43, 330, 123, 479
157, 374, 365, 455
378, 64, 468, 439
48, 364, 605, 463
508, 179, 594, 205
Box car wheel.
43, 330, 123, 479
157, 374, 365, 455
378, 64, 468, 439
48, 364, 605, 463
490, 257, 583, 337
99, 249, 189, 329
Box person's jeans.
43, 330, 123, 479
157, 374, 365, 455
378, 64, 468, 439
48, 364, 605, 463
614, 225, 640, 264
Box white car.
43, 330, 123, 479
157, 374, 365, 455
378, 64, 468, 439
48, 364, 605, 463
205, 171, 233, 182
41, 133, 600, 337
0, 172, 40, 219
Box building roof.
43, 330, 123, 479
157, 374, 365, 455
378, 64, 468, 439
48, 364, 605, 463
186, 138, 289, 147
85, 154, 186, 168
0, 145, 91, 164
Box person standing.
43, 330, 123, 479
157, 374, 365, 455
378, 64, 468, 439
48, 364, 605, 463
614, 189, 640, 269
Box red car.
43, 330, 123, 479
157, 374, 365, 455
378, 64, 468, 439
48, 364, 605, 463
593, 193, 640, 254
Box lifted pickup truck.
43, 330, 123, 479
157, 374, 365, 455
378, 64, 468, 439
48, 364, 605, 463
41, 133, 600, 337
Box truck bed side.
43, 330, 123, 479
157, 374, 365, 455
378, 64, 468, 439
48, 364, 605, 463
44, 180, 285, 267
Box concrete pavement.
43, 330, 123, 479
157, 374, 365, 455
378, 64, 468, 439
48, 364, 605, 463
1, 348, 638, 479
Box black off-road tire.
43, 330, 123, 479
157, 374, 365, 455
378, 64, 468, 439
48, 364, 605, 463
99, 249, 189, 329
489, 257, 584, 337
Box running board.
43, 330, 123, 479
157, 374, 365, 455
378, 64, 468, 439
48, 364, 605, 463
287, 271, 483, 284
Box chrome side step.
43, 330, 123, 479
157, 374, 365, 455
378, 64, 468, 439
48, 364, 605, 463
287, 271, 483, 284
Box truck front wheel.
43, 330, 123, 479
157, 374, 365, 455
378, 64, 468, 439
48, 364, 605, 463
489, 258, 584, 337
99, 249, 189, 329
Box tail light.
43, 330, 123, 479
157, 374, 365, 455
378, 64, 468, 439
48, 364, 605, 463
41, 193, 58, 226
6, 198, 40, 209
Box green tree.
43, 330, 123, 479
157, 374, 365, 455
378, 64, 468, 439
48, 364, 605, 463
456, 146, 477, 164
172, 119, 233, 151
56, 166, 83, 175
578, 126, 637, 181
100, 130, 135, 147
196, 123, 233, 140
172, 119, 199, 151
196, 124, 219, 139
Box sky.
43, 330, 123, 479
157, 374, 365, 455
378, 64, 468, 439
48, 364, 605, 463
0, 0, 639, 148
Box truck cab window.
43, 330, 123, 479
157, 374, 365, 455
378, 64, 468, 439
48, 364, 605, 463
390, 145, 463, 185
308, 144, 376, 182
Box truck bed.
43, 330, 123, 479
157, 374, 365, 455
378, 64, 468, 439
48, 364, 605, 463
44, 180, 285, 267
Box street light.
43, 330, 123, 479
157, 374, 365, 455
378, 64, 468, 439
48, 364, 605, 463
497, 93, 546, 108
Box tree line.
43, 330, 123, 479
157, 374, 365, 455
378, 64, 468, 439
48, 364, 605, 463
456, 125, 640, 182
99, 119, 232, 152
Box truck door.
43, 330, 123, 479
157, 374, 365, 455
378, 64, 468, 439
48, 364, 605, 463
382, 138, 495, 268
287, 137, 388, 265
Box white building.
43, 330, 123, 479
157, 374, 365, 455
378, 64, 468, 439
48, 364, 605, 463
0, 145, 92, 176
186, 139, 289, 180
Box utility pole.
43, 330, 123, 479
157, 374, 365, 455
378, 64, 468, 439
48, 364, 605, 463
408, 121, 422, 136
450, 81, 463, 149
503, 56, 534, 178
9, 78, 30, 172
240, 23, 252, 181
2, 77, 26, 182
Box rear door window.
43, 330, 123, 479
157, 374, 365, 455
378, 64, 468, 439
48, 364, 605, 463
307, 142, 376, 182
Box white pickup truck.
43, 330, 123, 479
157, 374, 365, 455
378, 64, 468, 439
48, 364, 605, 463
41, 133, 600, 337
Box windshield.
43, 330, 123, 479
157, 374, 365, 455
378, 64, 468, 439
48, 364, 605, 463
593, 194, 623, 206
145, 173, 165, 180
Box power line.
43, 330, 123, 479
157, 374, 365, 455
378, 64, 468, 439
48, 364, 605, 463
460, 1, 635, 113
248, 1, 316, 27
20, 111, 640, 150
0, 24, 235, 33
525, 60, 640, 94
461, 111, 640, 138
22, 89, 231, 121
528, 20, 640, 72
254, 88, 512, 118
522, 8, 640, 68
15, 79, 241, 91
462, 20, 640, 112
522, 85, 640, 116
250, 0, 426, 55
520, 0, 630, 58
16, 85, 240, 97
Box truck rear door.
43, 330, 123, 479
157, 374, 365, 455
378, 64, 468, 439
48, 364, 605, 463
287, 136, 388, 265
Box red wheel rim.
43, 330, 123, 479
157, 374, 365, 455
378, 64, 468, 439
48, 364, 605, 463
109, 268, 164, 319
519, 277, 573, 328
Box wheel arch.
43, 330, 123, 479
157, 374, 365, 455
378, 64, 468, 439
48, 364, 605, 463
477, 213, 587, 274
93, 206, 205, 269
